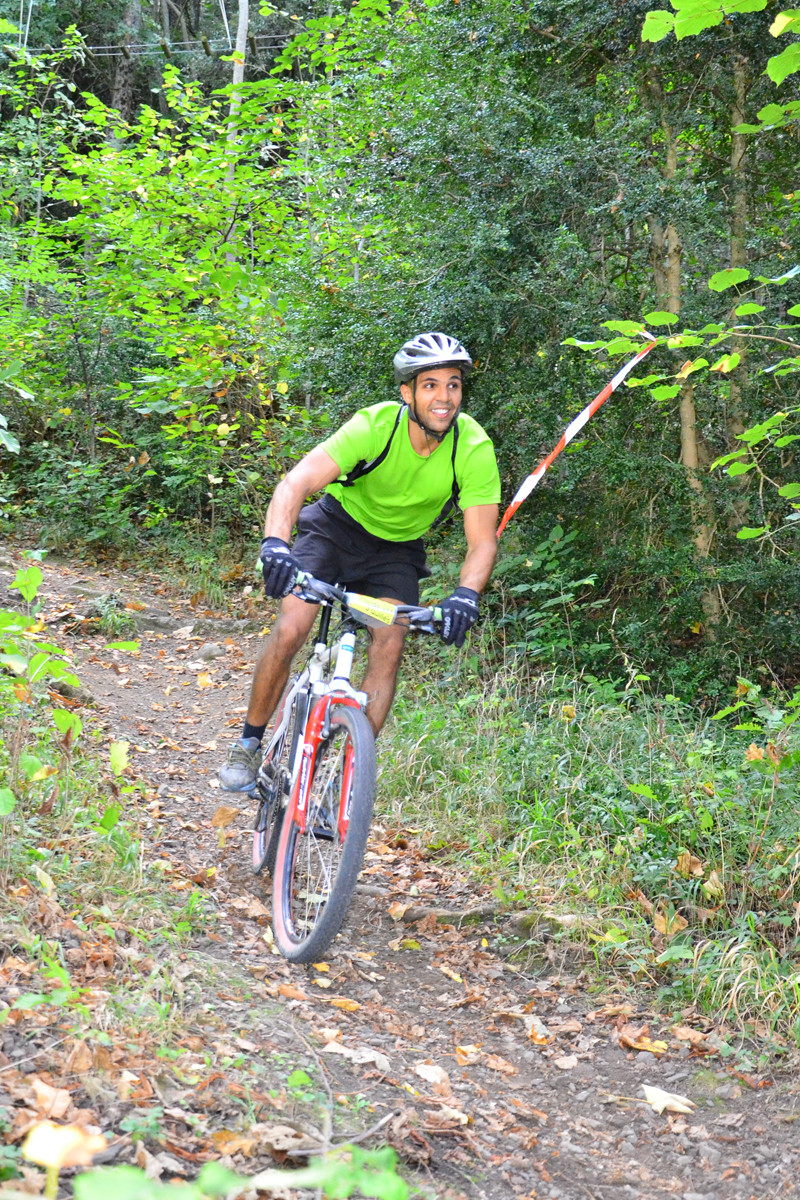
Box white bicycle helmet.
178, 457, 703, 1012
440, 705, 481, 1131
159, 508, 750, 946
393, 332, 473, 384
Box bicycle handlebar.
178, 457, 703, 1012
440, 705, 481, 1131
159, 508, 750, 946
293, 572, 441, 633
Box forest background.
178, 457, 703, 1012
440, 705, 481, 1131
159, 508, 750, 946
2, 0, 800, 1033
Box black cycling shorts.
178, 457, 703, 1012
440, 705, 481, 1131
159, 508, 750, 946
292, 494, 430, 604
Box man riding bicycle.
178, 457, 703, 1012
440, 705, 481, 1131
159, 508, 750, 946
219, 331, 501, 792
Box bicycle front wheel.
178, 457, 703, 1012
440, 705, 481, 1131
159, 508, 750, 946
272, 704, 376, 963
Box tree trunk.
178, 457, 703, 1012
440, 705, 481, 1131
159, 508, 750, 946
646, 89, 721, 631
728, 53, 749, 442
225, 1, 249, 257
111, 0, 142, 123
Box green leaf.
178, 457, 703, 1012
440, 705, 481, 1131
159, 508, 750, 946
770, 10, 800, 36
787, 304, 800, 317
11, 566, 42, 603
767, 40, 800, 84
627, 782, 657, 800
643, 311, 679, 326
735, 303, 765, 315
711, 449, 747, 469
651, 384, 682, 400
727, 461, 755, 476
0, 787, 15, 816
53, 710, 82, 739
601, 319, 645, 335
105, 641, 140, 652
98, 805, 121, 831
712, 701, 745, 719
758, 264, 800, 285
666, 334, 704, 348
0, 17, 21, 33
708, 267, 750, 292
109, 741, 130, 777
562, 338, 605, 350
656, 944, 695, 963
75, 1165, 161, 1200
737, 525, 769, 539
675, 9, 723, 39
756, 103, 787, 125
196, 1163, 245, 1197
709, 352, 741, 373
12, 993, 49, 1010
0, 428, 20, 454
19, 754, 44, 781
641, 10, 676, 40
725, 0, 768, 10
778, 482, 800, 498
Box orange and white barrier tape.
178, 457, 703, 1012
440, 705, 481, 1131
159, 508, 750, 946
497, 336, 657, 537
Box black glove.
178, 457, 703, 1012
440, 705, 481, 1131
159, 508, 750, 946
439, 586, 480, 647
260, 537, 300, 599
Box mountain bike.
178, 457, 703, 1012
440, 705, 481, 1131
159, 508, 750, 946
250, 572, 439, 964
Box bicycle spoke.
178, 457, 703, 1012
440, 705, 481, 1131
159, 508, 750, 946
272, 705, 376, 962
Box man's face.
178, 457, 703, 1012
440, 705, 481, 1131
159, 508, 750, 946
400, 367, 463, 435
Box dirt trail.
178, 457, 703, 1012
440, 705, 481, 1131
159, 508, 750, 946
3, 548, 800, 1200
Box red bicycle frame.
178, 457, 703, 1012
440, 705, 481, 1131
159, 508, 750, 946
289, 693, 360, 836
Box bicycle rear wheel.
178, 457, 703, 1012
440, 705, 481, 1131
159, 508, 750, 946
252, 690, 305, 876
272, 703, 376, 963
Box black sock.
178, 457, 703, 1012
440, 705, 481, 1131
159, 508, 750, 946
243, 722, 267, 743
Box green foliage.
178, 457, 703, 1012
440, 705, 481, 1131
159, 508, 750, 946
385, 631, 800, 1033
70, 1148, 409, 1200
1, 0, 799, 689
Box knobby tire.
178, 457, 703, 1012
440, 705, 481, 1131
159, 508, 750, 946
272, 704, 376, 963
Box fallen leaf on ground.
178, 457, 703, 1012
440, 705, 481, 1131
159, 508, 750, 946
64, 1041, 93, 1074
671, 1024, 707, 1046
388, 901, 410, 921
328, 997, 360, 1012
30, 1080, 71, 1120
196, 672, 214, 688
387, 936, 422, 951
229, 894, 269, 918
277, 983, 307, 1002
425, 1104, 470, 1128
619, 1027, 669, 1055
524, 1014, 552, 1045
322, 1042, 390, 1073
486, 1054, 517, 1075
211, 1131, 256, 1157
414, 1062, 451, 1093
702, 869, 725, 900
597, 1003, 634, 1018
439, 965, 462, 983
455, 1044, 482, 1066
653, 910, 689, 938
675, 851, 704, 878
642, 1085, 696, 1115
256, 1124, 320, 1160
211, 805, 238, 828
550, 1017, 581, 1035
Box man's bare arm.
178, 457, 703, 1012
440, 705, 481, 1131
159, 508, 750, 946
460, 504, 499, 593
263, 446, 342, 541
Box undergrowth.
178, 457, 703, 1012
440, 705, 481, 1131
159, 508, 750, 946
0, 558, 210, 1032
383, 626, 800, 1041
